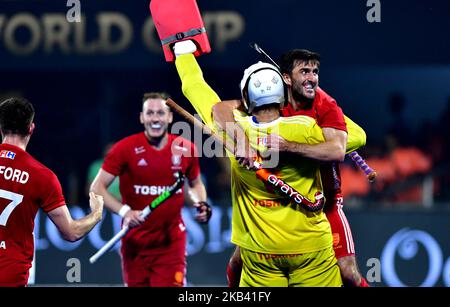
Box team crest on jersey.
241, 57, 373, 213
171, 154, 181, 166
256, 137, 267, 146
0, 150, 16, 160
137, 158, 148, 166
134, 146, 146, 154
174, 145, 188, 152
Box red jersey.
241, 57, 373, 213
281, 87, 346, 199
0, 143, 65, 286
282, 87, 347, 132
102, 133, 200, 253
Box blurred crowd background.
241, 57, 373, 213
0, 0, 449, 286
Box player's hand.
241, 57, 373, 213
123, 210, 145, 228
266, 133, 292, 152
194, 201, 212, 224
89, 192, 104, 221
234, 137, 258, 170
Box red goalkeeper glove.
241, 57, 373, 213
194, 201, 212, 224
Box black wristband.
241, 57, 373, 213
196, 201, 212, 221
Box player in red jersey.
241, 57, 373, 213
275, 49, 368, 287
214, 49, 369, 287
0, 97, 104, 287
90, 92, 212, 287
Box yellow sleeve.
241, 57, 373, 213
344, 115, 366, 153
175, 54, 221, 128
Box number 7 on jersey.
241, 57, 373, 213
0, 189, 24, 226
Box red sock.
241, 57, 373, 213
226, 262, 241, 287
359, 278, 370, 287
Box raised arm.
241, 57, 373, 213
174, 48, 256, 164
175, 53, 221, 127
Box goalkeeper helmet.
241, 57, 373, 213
240, 62, 285, 113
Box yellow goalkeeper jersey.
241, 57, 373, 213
176, 54, 365, 254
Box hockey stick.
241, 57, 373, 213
348, 151, 377, 182
166, 98, 324, 212
89, 172, 185, 264
250, 42, 377, 182
250, 42, 280, 69
166, 97, 236, 152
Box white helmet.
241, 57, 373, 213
240, 61, 285, 113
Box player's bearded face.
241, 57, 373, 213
289, 61, 319, 102
140, 98, 173, 139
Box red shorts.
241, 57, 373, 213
121, 234, 187, 287
324, 194, 356, 258
0, 265, 29, 287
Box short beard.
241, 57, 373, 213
292, 88, 314, 107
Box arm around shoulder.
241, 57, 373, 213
212, 99, 242, 131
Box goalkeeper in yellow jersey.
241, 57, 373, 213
216, 50, 370, 287
170, 41, 366, 287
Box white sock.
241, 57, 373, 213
174, 40, 197, 57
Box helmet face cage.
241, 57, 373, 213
240, 62, 286, 113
